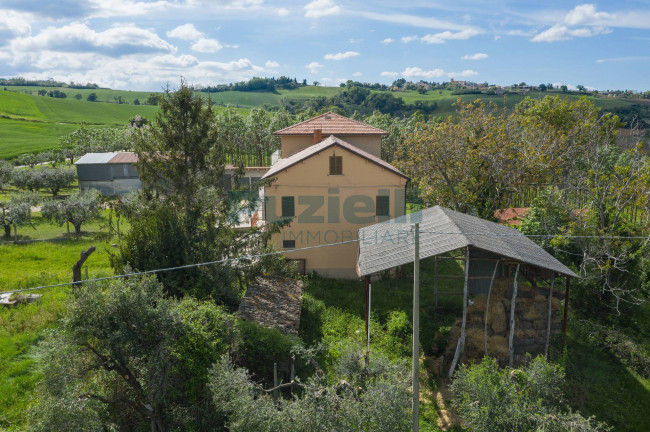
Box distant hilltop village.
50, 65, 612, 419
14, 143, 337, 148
1, 76, 648, 99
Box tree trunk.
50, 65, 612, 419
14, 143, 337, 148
74, 223, 82, 235
3, 223, 10, 239
72, 246, 96, 287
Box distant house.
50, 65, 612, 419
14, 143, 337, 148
75, 152, 141, 196
262, 112, 408, 278
75, 152, 268, 199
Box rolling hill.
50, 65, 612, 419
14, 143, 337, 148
0, 84, 644, 160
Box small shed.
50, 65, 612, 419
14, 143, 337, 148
75, 152, 141, 196
357, 206, 577, 372
76, 152, 269, 198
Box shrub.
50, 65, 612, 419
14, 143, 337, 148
378, 309, 412, 358
451, 356, 610, 432
298, 292, 325, 345
235, 320, 299, 385
30, 276, 238, 431
209, 348, 411, 432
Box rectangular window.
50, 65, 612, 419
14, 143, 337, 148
283, 240, 296, 249
329, 155, 343, 175
376, 196, 390, 217
281, 196, 295, 218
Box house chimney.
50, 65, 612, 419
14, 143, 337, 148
313, 128, 322, 144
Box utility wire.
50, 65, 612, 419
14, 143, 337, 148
4, 230, 649, 295
416, 231, 650, 240
1, 238, 360, 295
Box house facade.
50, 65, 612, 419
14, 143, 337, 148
263, 112, 408, 278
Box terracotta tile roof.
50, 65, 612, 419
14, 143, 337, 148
261, 135, 408, 180
109, 152, 139, 163
273, 112, 388, 136
494, 208, 530, 226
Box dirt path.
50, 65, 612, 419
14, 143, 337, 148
433, 381, 462, 430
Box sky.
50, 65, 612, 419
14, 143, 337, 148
0, 0, 649, 92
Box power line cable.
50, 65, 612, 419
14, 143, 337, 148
1, 238, 360, 295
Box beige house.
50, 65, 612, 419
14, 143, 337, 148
262, 112, 408, 278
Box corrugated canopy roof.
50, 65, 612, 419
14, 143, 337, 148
273, 112, 388, 136
261, 135, 407, 180
75, 152, 137, 164
75, 152, 118, 165
357, 206, 577, 278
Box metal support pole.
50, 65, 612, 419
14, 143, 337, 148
449, 247, 470, 378
433, 256, 438, 310
484, 259, 500, 357
562, 278, 570, 348
508, 264, 520, 367
412, 223, 420, 432
365, 275, 370, 366
367, 283, 372, 356
273, 362, 278, 399
545, 274, 555, 359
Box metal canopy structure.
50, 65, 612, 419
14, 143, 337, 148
356, 205, 577, 278
356, 206, 578, 430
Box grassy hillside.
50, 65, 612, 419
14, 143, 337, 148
0, 118, 82, 158
0, 89, 159, 159
0, 84, 642, 160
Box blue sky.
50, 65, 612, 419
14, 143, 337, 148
0, 1, 649, 91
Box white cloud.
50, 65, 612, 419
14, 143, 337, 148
505, 29, 536, 37
401, 35, 418, 43
352, 71, 362, 77
185, 0, 263, 10
306, 61, 323, 73
87, 0, 173, 18
401, 67, 478, 79
461, 53, 488, 60
381, 71, 398, 77
17, 54, 269, 91
191, 37, 223, 53
381, 38, 394, 44
324, 51, 359, 60
402, 67, 446, 79
531, 4, 616, 43
320, 77, 347, 85
354, 11, 469, 30
420, 28, 481, 44
447, 69, 478, 78
596, 56, 650, 63
8, 23, 175, 60
277, 7, 290, 16
565, 4, 614, 26
265, 60, 279, 68
304, 0, 340, 18
0, 10, 32, 36
532, 24, 610, 42
167, 23, 203, 40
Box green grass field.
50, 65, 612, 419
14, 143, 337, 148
1, 84, 640, 160
0, 217, 118, 430
0, 118, 84, 159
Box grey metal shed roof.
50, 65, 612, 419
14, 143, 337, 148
75, 152, 118, 165
357, 205, 577, 278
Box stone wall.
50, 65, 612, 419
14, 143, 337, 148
237, 277, 304, 335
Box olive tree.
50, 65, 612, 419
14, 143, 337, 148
41, 189, 101, 234
0, 160, 13, 190
451, 356, 610, 432
209, 348, 411, 432
0, 192, 38, 239
40, 166, 76, 197
30, 276, 237, 432
12, 169, 42, 192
